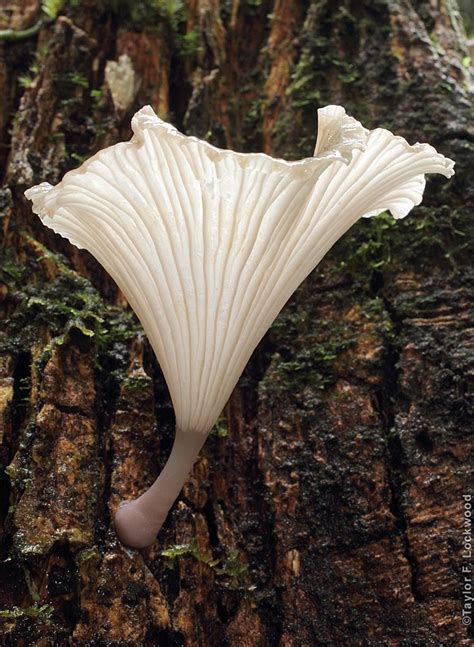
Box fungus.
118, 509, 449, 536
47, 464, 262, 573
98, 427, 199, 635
25, 105, 454, 548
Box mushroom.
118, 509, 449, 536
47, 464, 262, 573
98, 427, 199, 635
25, 105, 454, 548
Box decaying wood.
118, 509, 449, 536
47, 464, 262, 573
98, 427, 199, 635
0, 1, 472, 645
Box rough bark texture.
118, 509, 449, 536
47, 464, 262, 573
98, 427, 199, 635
0, 1, 472, 645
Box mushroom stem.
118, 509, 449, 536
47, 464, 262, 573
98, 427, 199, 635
114, 429, 206, 548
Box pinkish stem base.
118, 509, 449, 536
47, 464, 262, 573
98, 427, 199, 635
114, 429, 206, 548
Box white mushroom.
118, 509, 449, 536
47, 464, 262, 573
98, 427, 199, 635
25, 105, 454, 548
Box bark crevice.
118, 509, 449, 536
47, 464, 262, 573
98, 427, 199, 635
375, 290, 423, 604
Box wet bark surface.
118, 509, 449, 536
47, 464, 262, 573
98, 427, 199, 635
0, 1, 472, 645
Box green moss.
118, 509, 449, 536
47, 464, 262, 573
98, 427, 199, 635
177, 29, 201, 58
76, 546, 101, 563
59, 71, 88, 89
119, 373, 152, 394
4, 463, 19, 481
333, 211, 398, 279
89, 88, 103, 105
104, 0, 200, 59
270, 0, 395, 157
35, 335, 66, 375
161, 539, 249, 589
0, 237, 144, 402
17, 51, 44, 93
1, 270, 101, 355
54, 71, 89, 107
259, 328, 357, 405
18, 73, 34, 89
0, 254, 27, 283
107, 0, 183, 30
161, 540, 203, 561
337, 66, 358, 84
39, 63, 104, 172
241, 97, 264, 152
0, 604, 54, 620
42, 0, 64, 19
333, 205, 470, 283
210, 415, 228, 438
214, 547, 250, 581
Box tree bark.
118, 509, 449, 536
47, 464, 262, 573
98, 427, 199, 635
0, 1, 472, 645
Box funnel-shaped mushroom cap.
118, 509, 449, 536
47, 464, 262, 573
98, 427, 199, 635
25, 106, 454, 434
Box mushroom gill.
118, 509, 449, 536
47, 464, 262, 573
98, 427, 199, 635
25, 105, 454, 548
